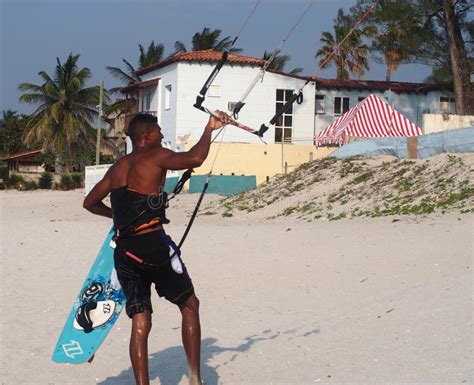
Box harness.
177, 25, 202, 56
111, 170, 193, 269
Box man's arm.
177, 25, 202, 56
159, 111, 230, 170
83, 170, 113, 218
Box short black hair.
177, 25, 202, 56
127, 113, 158, 144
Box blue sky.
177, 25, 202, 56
0, 0, 433, 114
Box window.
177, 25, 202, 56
275, 89, 294, 143
439, 96, 456, 114
334, 97, 350, 115
315, 95, 325, 114
358, 96, 366, 102
144, 90, 152, 111
208, 85, 220, 97
165, 85, 172, 110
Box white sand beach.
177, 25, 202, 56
1, 188, 473, 384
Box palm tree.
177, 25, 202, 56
0, 110, 29, 155
262, 50, 303, 75
315, 26, 370, 80
372, 25, 410, 81
18, 53, 100, 172
138, 41, 165, 67
174, 27, 242, 54
106, 40, 166, 92
106, 58, 141, 87
359, 2, 419, 82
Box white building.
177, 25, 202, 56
122, 50, 316, 149
121, 49, 456, 150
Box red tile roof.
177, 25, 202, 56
135, 49, 265, 76
311, 77, 445, 93
250, 70, 446, 93
133, 49, 447, 93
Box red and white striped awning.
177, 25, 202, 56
316, 94, 423, 146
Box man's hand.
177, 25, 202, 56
207, 110, 232, 130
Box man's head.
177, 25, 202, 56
127, 113, 163, 148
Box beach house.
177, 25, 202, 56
117, 49, 456, 183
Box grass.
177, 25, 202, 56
214, 154, 473, 220
353, 171, 373, 184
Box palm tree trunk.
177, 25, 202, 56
442, 0, 465, 115
385, 64, 392, 82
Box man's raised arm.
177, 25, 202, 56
159, 111, 230, 171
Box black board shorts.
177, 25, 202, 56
113, 229, 194, 318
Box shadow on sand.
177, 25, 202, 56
98, 327, 318, 385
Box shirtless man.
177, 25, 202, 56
83, 111, 230, 385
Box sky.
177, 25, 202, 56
0, 0, 433, 114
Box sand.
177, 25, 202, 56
1, 189, 473, 384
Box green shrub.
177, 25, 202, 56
100, 154, 115, 164
60, 174, 74, 190
8, 173, 26, 189
38, 172, 53, 189
71, 173, 84, 188
0, 166, 8, 182
353, 171, 373, 184
24, 180, 38, 190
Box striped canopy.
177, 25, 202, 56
316, 94, 423, 146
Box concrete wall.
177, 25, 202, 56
184, 141, 335, 184
141, 63, 179, 149
314, 88, 456, 134
18, 164, 44, 173
423, 114, 474, 134
143, 62, 316, 148
140, 62, 456, 148
189, 175, 257, 196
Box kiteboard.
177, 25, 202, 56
52, 228, 125, 364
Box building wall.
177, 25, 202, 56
141, 63, 178, 149
175, 62, 316, 145
139, 62, 456, 149
184, 141, 335, 184
423, 114, 474, 134
314, 88, 456, 134
141, 62, 317, 148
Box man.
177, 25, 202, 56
83, 111, 230, 385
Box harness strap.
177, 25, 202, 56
124, 248, 171, 268
114, 217, 162, 241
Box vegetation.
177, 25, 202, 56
347, 0, 473, 113
174, 28, 242, 54
0, 110, 29, 156
58, 173, 83, 190
5, 173, 26, 190
18, 53, 100, 173
315, 9, 370, 79
106, 40, 166, 92
214, 155, 473, 220
262, 50, 303, 75
38, 172, 53, 189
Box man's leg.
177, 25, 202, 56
180, 294, 202, 385
130, 310, 152, 385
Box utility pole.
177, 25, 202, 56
95, 81, 104, 165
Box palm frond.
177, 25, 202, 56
106, 66, 138, 84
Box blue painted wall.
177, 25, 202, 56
189, 175, 257, 196
164, 176, 179, 193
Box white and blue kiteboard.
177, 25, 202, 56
52, 228, 125, 364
